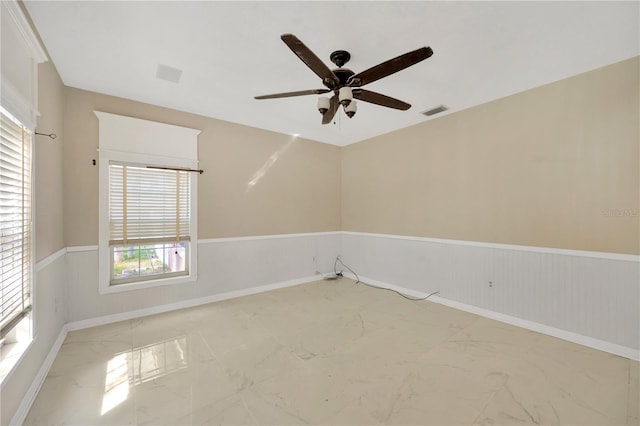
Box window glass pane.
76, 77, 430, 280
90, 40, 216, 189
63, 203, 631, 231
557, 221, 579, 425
112, 242, 187, 283
0, 106, 31, 338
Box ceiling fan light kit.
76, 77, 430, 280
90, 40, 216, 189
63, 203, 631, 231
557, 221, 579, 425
345, 100, 357, 118
338, 87, 353, 107
317, 97, 330, 114
255, 34, 433, 125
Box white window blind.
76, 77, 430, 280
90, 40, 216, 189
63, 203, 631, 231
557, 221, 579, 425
0, 107, 32, 338
109, 163, 190, 246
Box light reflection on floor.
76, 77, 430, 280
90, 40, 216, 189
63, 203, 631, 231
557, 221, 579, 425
101, 336, 188, 415
100, 353, 129, 415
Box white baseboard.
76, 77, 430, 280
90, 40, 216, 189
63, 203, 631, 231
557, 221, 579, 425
9, 325, 68, 426
431, 294, 640, 362
343, 272, 640, 362
66, 275, 321, 331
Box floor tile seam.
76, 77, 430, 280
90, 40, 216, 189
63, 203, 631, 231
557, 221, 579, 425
627, 361, 633, 425
436, 312, 484, 347
559, 381, 627, 423
240, 370, 279, 391
280, 322, 355, 364
257, 314, 336, 343
315, 394, 371, 425
240, 385, 315, 425
237, 390, 260, 425
191, 329, 228, 367
259, 326, 311, 365
276, 291, 350, 317
469, 372, 515, 425
128, 317, 139, 426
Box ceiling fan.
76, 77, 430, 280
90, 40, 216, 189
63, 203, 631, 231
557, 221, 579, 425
255, 34, 434, 124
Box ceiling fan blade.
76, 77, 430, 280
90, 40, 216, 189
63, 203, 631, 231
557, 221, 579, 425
255, 89, 330, 100
281, 34, 340, 89
348, 46, 433, 87
322, 95, 339, 125
353, 89, 411, 110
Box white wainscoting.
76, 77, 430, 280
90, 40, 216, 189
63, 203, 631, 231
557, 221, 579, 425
340, 232, 640, 359
5, 249, 68, 426
65, 232, 341, 324
7, 231, 640, 423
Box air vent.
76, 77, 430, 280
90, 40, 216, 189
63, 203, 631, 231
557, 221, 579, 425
422, 105, 448, 116
156, 64, 183, 83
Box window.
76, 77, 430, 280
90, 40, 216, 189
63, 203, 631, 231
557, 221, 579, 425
1, 0, 47, 383
0, 106, 32, 341
108, 163, 191, 285
96, 112, 200, 294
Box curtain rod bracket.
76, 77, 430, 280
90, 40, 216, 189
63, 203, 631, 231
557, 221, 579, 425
34, 131, 57, 140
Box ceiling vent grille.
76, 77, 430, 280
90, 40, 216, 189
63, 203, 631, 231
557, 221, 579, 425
422, 105, 448, 116
156, 64, 183, 83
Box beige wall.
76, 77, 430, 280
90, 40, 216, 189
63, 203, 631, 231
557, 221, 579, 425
62, 88, 341, 246
342, 57, 639, 255
35, 60, 65, 261
60, 57, 640, 251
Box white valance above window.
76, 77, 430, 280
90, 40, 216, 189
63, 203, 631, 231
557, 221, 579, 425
94, 111, 199, 161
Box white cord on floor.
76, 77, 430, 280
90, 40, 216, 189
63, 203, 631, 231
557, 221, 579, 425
333, 257, 440, 302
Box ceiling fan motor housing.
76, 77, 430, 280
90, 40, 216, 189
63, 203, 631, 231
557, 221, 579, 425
333, 68, 355, 86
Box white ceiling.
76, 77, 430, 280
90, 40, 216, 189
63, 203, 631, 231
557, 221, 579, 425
24, 1, 639, 146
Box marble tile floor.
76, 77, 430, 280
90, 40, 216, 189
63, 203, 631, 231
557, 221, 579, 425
24, 278, 639, 425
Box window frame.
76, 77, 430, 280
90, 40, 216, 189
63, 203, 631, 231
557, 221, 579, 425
107, 161, 192, 286
98, 150, 199, 295
0, 105, 34, 374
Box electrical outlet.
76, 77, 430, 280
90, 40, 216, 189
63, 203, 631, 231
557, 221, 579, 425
488, 281, 493, 288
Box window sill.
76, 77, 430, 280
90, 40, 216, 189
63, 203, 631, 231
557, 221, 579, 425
99, 273, 197, 295
0, 316, 33, 387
